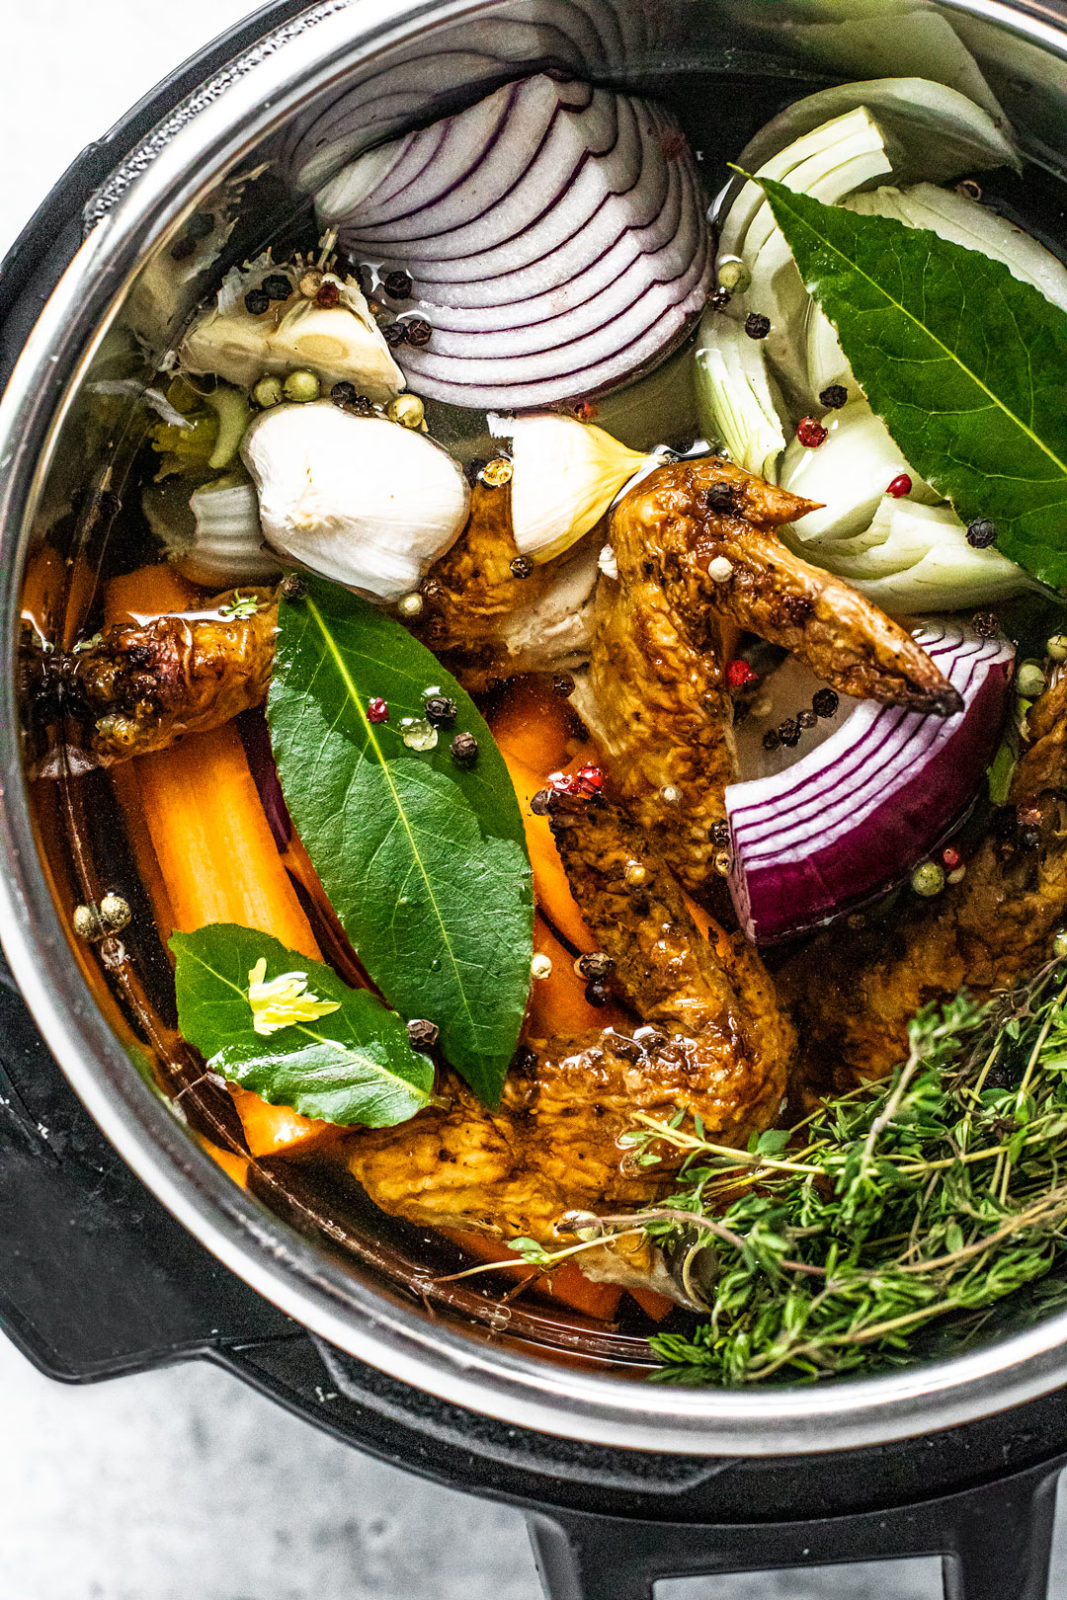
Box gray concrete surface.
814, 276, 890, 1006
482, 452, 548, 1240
1, 5, 1065, 1597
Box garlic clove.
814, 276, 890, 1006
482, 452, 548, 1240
242, 402, 470, 603
501, 413, 652, 563
181, 266, 403, 400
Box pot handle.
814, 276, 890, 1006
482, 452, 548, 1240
527, 1460, 1061, 1600
0, 944, 293, 1380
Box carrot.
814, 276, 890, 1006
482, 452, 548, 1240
492, 676, 575, 775
106, 566, 328, 1157
104, 562, 197, 625
526, 915, 625, 1037
503, 751, 597, 953
20, 545, 65, 640
628, 1286, 676, 1323
197, 1134, 251, 1188
443, 1227, 622, 1321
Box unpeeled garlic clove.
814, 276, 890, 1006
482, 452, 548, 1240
185, 477, 282, 586
241, 403, 469, 603
496, 414, 652, 564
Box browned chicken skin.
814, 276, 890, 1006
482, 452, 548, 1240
785, 673, 1067, 1096
58, 587, 278, 766
575, 459, 961, 893
345, 799, 792, 1244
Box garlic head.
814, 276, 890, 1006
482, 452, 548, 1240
181, 266, 403, 400
505, 415, 652, 564
242, 403, 470, 602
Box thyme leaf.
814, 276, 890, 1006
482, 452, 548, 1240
623, 966, 1067, 1383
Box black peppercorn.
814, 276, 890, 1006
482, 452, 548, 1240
705, 481, 735, 512
778, 717, 802, 748
577, 951, 615, 981
262, 273, 293, 301
188, 212, 216, 241
812, 687, 839, 718
819, 384, 848, 410
424, 694, 458, 727
744, 311, 771, 339
405, 317, 433, 347
762, 729, 781, 752
710, 819, 730, 846
972, 611, 1001, 640
709, 286, 731, 312
1020, 824, 1042, 851
966, 517, 997, 548
383, 320, 408, 347
407, 1018, 440, 1051
244, 288, 271, 316
170, 236, 196, 262
797, 708, 818, 729
510, 555, 533, 580
279, 573, 308, 601
552, 672, 575, 698
450, 731, 479, 767
585, 980, 612, 1008
530, 789, 552, 817
331, 382, 374, 415
383, 270, 414, 300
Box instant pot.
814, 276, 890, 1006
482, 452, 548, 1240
4, 2, 1067, 1594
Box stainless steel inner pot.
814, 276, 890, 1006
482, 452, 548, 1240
3, 0, 1067, 1456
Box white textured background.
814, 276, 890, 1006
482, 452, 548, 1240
0, 4, 1060, 1597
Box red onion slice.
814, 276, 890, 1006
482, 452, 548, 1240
314, 74, 712, 410
278, 1, 661, 191
726, 621, 1015, 944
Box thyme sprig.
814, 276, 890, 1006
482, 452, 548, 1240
641, 964, 1067, 1384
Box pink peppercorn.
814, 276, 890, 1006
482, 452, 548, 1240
727, 659, 759, 690
796, 416, 828, 449
367, 697, 389, 724
887, 473, 913, 499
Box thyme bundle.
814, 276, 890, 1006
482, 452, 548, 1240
630, 963, 1067, 1383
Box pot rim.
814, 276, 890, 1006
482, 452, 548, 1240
3, 0, 1067, 1456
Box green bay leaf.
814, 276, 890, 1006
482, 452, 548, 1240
172, 924, 433, 1127
267, 578, 533, 1106
758, 175, 1067, 589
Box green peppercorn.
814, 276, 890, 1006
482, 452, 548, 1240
1017, 662, 1047, 701
252, 375, 284, 409
283, 370, 322, 403
1047, 634, 1067, 663
911, 861, 946, 897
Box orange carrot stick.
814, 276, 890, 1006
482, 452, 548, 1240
526, 915, 625, 1037
491, 676, 575, 775
104, 562, 197, 625
629, 1285, 676, 1323
503, 751, 597, 953
106, 566, 328, 1156
442, 1227, 622, 1321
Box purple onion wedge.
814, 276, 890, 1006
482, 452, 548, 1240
314, 74, 712, 410
726, 621, 1015, 944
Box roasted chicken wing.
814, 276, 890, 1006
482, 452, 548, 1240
785, 671, 1067, 1095
54, 587, 278, 767
573, 458, 962, 893
345, 797, 792, 1256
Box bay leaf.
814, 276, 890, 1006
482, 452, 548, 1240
172, 924, 433, 1127
268, 578, 533, 1106
759, 174, 1067, 589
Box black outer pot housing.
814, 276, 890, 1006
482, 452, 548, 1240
3, 6, 1067, 1598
